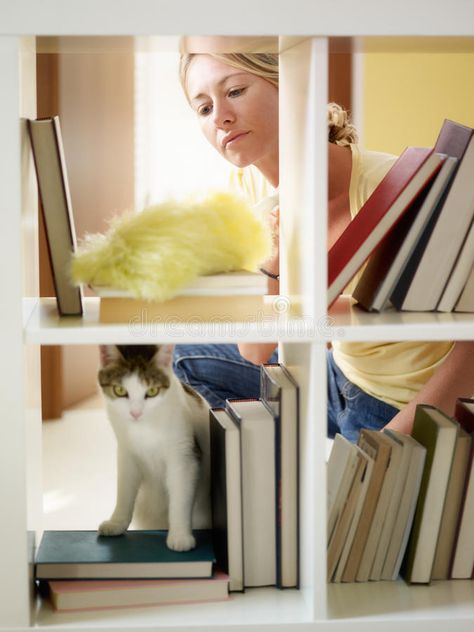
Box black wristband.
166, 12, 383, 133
259, 266, 280, 281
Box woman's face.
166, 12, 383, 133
186, 55, 279, 179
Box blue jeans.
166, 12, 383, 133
173, 344, 398, 443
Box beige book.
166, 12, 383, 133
340, 430, 393, 582
327, 447, 370, 582
431, 427, 471, 579
357, 432, 404, 582
98, 294, 275, 324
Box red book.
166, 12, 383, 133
327, 147, 445, 307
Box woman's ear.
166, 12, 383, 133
154, 345, 175, 369
99, 345, 122, 366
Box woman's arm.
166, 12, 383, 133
238, 207, 279, 365
383, 340, 474, 434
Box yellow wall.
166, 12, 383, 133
363, 51, 474, 155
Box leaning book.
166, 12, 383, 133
260, 363, 299, 589
401, 405, 458, 584
28, 116, 83, 316
35, 530, 215, 580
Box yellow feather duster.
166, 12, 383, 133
71, 192, 272, 301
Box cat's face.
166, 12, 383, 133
98, 345, 174, 423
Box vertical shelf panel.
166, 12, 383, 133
279, 35, 329, 621
0, 35, 32, 627
279, 36, 328, 320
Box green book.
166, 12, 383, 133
401, 405, 458, 584
35, 530, 215, 580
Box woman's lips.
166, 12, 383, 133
224, 131, 249, 148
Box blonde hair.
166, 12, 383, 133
179, 53, 358, 146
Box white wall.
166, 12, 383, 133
135, 51, 234, 208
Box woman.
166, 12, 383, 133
173, 52, 474, 441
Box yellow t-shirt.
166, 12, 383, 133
231, 149, 454, 410
332, 144, 454, 409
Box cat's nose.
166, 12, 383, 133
130, 409, 142, 420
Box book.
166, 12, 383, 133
332, 448, 374, 583
328, 445, 371, 582
391, 121, 474, 311
451, 398, 474, 579
340, 430, 393, 582
91, 270, 268, 298
401, 405, 458, 584
225, 399, 276, 587
44, 571, 230, 612
353, 156, 457, 312
380, 432, 426, 581
327, 147, 445, 307
371, 430, 424, 581
35, 530, 215, 580
97, 294, 275, 324
27, 116, 83, 316
437, 213, 474, 311
260, 363, 299, 589
327, 434, 361, 546
209, 408, 244, 592
454, 261, 474, 312
356, 430, 404, 582
431, 425, 471, 579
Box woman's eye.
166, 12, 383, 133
228, 87, 245, 98
113, 385, 128, 397
146, 386, 159, 398
198, 104, 212, 116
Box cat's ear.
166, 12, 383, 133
99, 345, 123, 366
154, 344, 175, 369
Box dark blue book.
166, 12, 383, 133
35, 530, 215, 580
260, 364, 299, 589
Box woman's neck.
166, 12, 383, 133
327, 142, 353, 248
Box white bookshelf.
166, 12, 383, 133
1, 1, 474, 630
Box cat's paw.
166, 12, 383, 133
98, 519, 129, 536
166, 531, 196, 552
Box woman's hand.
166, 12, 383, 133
260, 205, 280, 276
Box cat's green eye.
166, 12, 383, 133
146, 385, 160, 398
113, 385, 128, 398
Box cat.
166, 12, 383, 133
97, 344, 211, 552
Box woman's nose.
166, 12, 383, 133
212, 100, 235, 127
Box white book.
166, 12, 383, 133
402, 405, 458, 583
437, 214, 474, 311
393, 136, 474, 311
92, 270, 268, 298
226, 399, 276, 587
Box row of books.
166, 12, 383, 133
329, 118, 474, 313
210, 363, 300, 591
328, 398, 474, 583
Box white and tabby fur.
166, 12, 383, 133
98, 345, 210, 551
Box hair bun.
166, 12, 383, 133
327, 102, 358, 147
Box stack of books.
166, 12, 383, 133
35, 529, 229, 612
329, 118, 474, 313
210, 363, 300, 591
327, 398, 474, 583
